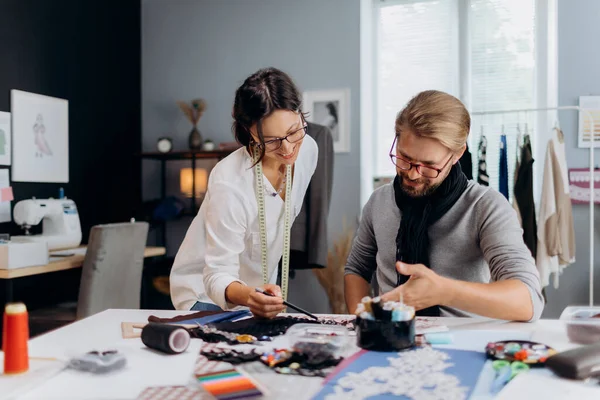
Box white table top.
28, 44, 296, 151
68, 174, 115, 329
3, 309, 599, 400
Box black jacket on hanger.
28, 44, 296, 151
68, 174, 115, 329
514, 135, 537, 258
459, 144, 473, 179
289, 122, 334, 270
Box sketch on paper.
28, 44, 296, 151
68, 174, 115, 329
578, 96, 600, 148
304, 89, 351, 153
0, 112, 11, 165
34, 113, 53, 157
0, 169, 11, 222
11, 90, 68, 183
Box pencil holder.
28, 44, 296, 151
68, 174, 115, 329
355, 316, 415, 352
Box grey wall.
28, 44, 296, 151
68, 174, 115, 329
142, 0, 361, 313
542, 0, 600, 318
142, 0, 600, 318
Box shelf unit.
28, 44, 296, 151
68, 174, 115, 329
140, 148, 237, 248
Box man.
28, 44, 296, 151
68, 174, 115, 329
345, 90, 544, 321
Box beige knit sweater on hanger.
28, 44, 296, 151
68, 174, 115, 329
536, 128, 576, 288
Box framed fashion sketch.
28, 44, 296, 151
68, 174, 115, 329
304, 88, 350, 153
578, 96, 600, 148
0, 112, 11, 166
11, 90, 69, 182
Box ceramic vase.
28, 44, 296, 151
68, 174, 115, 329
188, 126, 202, 150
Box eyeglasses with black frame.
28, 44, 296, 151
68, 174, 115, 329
389, 136, 453, 179
258, 115, 308, 152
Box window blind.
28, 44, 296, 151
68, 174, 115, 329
375, 0, 459, 177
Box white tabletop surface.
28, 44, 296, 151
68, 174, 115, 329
3, 309, 599, 400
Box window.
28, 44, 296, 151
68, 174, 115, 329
373, 0, 541, 200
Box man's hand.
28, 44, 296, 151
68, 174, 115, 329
246, 284, 285, 319
381, 262, 452, 310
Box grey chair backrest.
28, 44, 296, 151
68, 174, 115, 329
76, 221, 149, 319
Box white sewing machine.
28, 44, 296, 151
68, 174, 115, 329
12, 198, 82, 251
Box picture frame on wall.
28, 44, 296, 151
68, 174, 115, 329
303, 88, 350, 153
578, 96, 600, 148
11, 90, 69, 183
0, 112, 11, 166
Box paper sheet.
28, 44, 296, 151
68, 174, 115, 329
433, 329, 532, 352
0, 169, 11, 223
0, 357, 66, 400
0, 112, 11, 166
17, 341, 202, 400
415, 317, 449, 335
50, 247, 87, 257
496, 372, 600, 400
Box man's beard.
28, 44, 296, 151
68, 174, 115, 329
398, 174, 442, 198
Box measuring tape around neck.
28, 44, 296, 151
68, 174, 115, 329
253, 146, 293, 302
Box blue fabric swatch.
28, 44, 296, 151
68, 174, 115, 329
169, 310, 251, 326
313, 348, 487, 400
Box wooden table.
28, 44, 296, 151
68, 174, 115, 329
0, 246, 166, 302
7, 309, 599, 400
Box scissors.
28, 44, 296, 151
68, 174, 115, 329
490, 360, 529, 393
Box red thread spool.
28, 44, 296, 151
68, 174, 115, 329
2, 302, 29, 374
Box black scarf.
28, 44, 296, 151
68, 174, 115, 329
394, 162, 468, 316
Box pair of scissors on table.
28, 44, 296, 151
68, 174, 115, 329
490, 360, 530, 393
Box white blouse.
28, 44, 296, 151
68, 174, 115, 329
170, 136, 318, 310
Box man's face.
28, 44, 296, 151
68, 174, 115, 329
393, 128, 459, 198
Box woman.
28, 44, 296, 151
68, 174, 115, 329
170, 68, 318, 318
322, 102, 338, 131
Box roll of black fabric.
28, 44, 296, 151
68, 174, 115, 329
141, 323, 191, 354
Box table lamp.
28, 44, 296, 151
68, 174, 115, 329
180, 168, 208, 199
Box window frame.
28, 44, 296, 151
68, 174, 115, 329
361, 0, 557, 208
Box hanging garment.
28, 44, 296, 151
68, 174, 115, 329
512, 131, 524, 225
513, 135, 537, 258
477, 136, 489, 186
290, 122, 334, 270
512, 141, 522, 225
499, 135, 509, 199
536, 128, 576, 288
459, 144, 473, 180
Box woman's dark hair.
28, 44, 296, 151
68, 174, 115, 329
326, 102, 338, 124
232, 67, 304, 164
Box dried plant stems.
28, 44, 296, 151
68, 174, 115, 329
177, 98, 207, 126
313, 220, 355, 314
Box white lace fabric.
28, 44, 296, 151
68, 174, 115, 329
325, 347, 468, 400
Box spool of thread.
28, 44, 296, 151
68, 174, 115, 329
392, 305, 415, 322
424, 332, 453, 345
371, 297, 384, 319
141, 323, 191, 354
381, 302, 394, 321
359, 311, 375, 321
2, 302, 29, 374
354, 303, 366, 315
360, 296, 373, 314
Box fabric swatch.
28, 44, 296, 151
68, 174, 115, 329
313, 347, 487, 400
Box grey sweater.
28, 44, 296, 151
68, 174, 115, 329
345, 181, 545, 321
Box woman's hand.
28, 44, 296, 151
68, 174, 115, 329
247, 284, 285, 319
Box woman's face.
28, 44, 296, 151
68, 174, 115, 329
250, 110, 306, 166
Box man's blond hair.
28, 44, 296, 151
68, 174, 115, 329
395, 90, 470, 152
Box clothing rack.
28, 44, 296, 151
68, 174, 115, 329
471, 106, 596, 306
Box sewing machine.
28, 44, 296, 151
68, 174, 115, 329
12, 198, 82, 251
